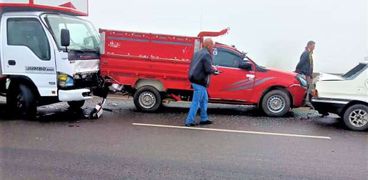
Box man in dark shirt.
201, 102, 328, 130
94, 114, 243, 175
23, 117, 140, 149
295, 41, 315, 107
185, 38, 220, 126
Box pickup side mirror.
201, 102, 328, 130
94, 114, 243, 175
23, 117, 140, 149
61, 29, 70, 47
239, 61, 252, 71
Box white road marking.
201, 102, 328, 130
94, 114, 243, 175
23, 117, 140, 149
132, 123, 331, 140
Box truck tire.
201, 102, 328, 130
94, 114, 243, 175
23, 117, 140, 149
261, 89, 291, 117
68, 100, 85, 110
343, 104, 368, 131
134, 86, 162, 112
7, 84, 37, 119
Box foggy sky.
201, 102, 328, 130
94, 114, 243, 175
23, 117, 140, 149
87, 0, 368, 73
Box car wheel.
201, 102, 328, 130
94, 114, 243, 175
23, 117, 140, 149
343, 104, 368, 131
261, 89, 291, 117
7, 84, 37, 119
133, 86, 162, 112
68, 100, 85, 110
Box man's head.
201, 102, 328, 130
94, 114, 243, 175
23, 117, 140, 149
306, 41, 316, 52
203, 38, 214, 52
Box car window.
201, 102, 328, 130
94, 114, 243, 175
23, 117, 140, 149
342, 63, 368, 79
7, 18, 51, 60
213, 48, 243, 68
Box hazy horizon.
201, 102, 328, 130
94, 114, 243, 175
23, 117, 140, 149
87, 0, 368, 74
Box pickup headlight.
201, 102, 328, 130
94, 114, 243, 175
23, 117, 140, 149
296, 74, 308, 87
58, 72, 74, 87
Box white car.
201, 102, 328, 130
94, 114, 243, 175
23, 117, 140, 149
312, 61, 368, 131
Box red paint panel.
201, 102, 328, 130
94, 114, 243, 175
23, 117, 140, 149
100, 29, 306, 108
0, 1, 88, 16
101, 29, 197, 90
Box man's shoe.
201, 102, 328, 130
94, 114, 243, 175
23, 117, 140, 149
185, 123, 197, 127
199, 120, 213, 125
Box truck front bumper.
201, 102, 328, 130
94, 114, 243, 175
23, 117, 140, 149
311, 98, 349, 115
58, 89, 92, 102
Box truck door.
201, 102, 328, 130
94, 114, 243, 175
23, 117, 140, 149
1, 17, 57, 96
208, 48, 255, 102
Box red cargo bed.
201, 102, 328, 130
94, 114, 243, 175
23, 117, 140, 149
100, 29, 228, 91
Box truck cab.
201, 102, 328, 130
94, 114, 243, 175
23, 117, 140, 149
0, 1, 101, 117
312, 61, 368, 131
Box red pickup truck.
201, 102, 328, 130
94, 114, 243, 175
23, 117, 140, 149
100, 28, 307, 117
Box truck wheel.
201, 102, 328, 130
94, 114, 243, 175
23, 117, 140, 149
134, 86, 162, 112
68, 100, 85, 110
7, 84, 37, 119
261, 89, 291, 117
343, 104, 368, 131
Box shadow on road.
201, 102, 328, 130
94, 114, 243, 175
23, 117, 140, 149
0, 103, 92, 123
0, 102, 350, 131
155, 104, 296, 118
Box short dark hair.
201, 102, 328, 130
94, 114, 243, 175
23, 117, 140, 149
307, 41, 315, 46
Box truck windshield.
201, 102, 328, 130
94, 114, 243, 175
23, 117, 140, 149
42, 14, 100, 52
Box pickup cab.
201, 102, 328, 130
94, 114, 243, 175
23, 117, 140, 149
100, 28, 307, 117
312, 61, 368, 131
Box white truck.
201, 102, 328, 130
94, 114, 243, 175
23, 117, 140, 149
312, 61, 368, 131
0, 0, 105, 118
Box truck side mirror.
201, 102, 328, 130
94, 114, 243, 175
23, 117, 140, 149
239, 61, 252, 71
61, 29, 70, 47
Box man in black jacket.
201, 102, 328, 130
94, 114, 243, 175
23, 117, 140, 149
185, 38, 219, 126
295, 41, 315, 107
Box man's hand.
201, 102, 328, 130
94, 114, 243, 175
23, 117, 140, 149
212, 65, 221, 75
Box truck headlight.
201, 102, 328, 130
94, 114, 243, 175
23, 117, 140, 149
58, 72, 74, 87
296, 74, 308, 87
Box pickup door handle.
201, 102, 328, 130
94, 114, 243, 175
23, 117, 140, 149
8, 60, 16, 66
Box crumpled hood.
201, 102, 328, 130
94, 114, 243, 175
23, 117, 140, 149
318, 73, 344, 81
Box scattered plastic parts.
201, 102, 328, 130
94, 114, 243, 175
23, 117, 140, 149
88, 98, 107, 119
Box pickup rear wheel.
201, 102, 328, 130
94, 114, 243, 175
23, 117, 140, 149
7, 84, 37, 119
261, 89, 291, 117
134, 86, 162, 112
343, 104, 368, 131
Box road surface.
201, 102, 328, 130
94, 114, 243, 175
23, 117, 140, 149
0, 96, 367, 180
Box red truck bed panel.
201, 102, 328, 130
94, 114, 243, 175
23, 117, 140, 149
100, 29, 200, 90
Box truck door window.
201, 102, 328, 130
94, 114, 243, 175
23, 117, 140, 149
7, 18, 50, 60
213, 49, 242, 68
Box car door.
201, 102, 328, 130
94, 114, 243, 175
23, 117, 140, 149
1, 16, 57, 96
208, 48, 255, 102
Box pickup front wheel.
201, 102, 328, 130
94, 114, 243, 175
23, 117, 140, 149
343, 104, 368, 131
261, 89, 291, 117
134, 86, 162, 112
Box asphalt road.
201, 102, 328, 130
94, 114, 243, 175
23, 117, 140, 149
0, 96, 367, 180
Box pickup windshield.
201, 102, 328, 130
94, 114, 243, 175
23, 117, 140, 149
42, 14, 100, 52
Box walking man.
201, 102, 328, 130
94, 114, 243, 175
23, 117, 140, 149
295, 41, 315, 107
185, 38, 220, 127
